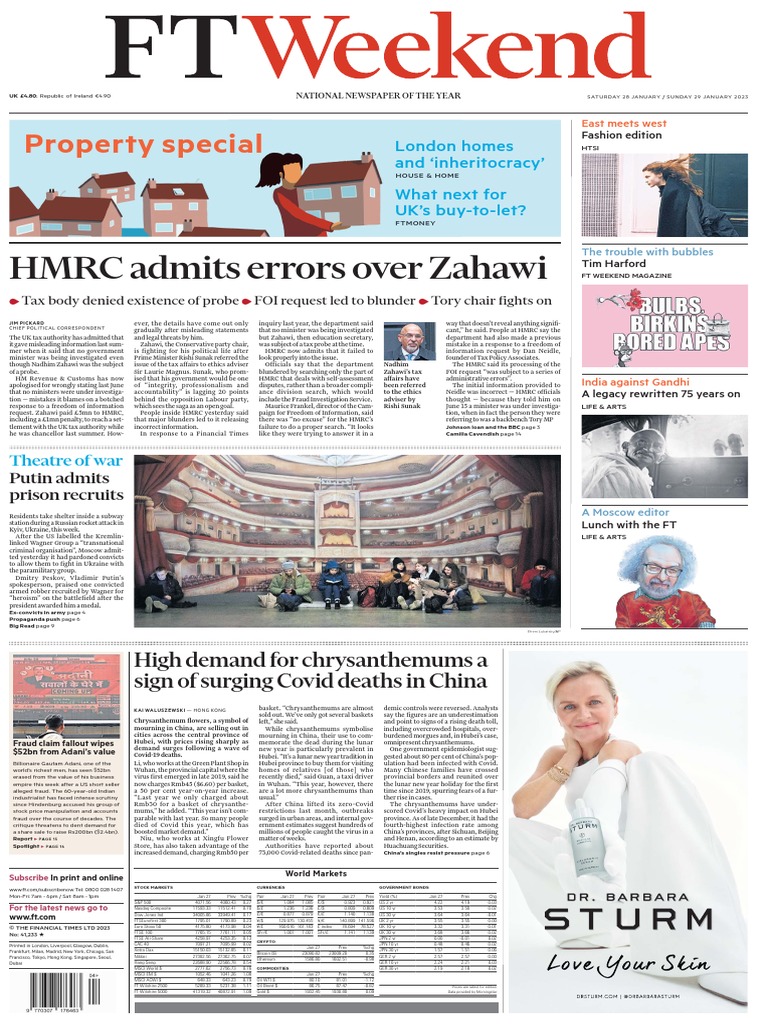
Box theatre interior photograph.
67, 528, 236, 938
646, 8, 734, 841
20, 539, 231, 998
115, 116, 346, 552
134, 453, 560, 629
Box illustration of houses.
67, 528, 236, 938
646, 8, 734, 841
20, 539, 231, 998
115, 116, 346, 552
9, 186, 40, 236
79, 172, 136, 204
141, 180, 208, 236
38, 191, 122, 237
297, 152, 382, 225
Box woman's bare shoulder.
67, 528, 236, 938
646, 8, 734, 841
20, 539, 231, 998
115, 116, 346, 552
599, 738, 642, 763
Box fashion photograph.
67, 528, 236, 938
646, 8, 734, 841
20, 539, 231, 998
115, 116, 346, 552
581, 153, 747, 238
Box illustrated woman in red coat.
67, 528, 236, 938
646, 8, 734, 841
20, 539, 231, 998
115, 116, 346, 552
256, 151, 348, 237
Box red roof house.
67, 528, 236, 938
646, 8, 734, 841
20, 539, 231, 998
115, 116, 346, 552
141, 180, 209, 237
38, 191, 122, 237
79, 172, 136, 204
297, 152, 382, 226
10, 186, 40, 237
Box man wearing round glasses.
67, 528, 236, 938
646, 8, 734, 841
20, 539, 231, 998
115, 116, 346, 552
615, 539, 715, 628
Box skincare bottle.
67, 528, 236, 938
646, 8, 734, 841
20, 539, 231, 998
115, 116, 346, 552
568, 798, 608, 879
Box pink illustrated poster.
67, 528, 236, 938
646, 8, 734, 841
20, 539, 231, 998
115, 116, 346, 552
582, 284, 747, 369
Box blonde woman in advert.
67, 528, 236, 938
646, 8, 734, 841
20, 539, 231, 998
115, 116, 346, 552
509, 661, 747, 1005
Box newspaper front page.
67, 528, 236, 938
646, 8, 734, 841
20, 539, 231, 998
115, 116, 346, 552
4, 0, 754, 1017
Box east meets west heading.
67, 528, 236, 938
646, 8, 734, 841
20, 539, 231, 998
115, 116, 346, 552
105, 11, 650, 80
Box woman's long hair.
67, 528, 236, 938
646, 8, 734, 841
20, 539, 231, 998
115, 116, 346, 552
642, 155, 703, 196
441, 562, 467, 586
256, 152, 303, 188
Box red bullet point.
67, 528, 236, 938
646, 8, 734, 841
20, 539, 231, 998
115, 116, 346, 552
10, 298, 19, 304
241, 298, 252, 304
418, 298, 428, 305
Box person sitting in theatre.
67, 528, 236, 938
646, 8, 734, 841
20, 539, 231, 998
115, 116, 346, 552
144, 565, 196, 613
423, 563, 473, 613
520, 558, 560, 607
401, 560, 441, 610
318, 559, 351, 610
261, 560, 313, 611
380, 557, 412, 610
615, 537, 715, 628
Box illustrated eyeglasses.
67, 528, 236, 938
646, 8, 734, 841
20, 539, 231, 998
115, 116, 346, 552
643, 564, 682, 578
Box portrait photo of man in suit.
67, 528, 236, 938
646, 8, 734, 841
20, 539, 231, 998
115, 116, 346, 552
384, 322, 436, 361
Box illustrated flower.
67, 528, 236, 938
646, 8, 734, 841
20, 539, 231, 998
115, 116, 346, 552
627, 288, 643, 311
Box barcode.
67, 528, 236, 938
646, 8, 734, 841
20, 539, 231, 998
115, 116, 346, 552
29, 972, 83, 1009
28, 972, 101, 1009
